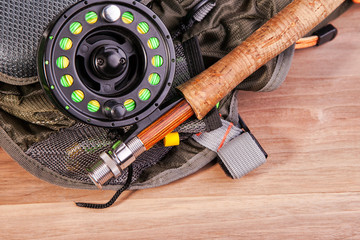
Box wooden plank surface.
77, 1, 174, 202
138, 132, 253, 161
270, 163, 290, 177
1, 5, 359, 240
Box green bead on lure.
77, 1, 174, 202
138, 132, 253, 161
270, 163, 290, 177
87, 100, 100, 112
60, 75, 74, 87
85, 11, 98, 24
151, 55, 163, 67
122, 12, 134, 24
148, 73, 160, 85
70, 22, 83, 34
147, 37, 160, 49
56, 56, 70, 69
71, 90, 85, 103
139, 89, 151, 101
59, 38, 73, 50
137, 22, 149, 34
124, 99, 136, 111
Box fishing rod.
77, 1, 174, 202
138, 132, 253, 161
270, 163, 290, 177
87, 0, 346, 187
37, 0, 345, 188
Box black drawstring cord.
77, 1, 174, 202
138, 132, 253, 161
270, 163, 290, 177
75, 164, 133, 209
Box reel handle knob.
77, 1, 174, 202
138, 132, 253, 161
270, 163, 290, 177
103, 101, 127, 120
102, 5, 121, 23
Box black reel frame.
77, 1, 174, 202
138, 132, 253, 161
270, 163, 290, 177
38, 0, 177, 132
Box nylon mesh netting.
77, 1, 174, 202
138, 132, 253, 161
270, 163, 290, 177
0, 0, 78, 78
25, 43, 208, 185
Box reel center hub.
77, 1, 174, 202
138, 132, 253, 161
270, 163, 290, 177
92, 45, 127, 79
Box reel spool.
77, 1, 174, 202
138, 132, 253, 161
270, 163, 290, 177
38, 0, 176, 128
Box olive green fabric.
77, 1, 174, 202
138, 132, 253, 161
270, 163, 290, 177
0, 0, 353, 189
0, 83, 75, 130
0, 83, 75, 150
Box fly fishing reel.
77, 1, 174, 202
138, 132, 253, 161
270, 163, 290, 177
38, 0, 176, 128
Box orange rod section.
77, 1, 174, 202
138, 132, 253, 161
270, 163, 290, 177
137, 99, 194, 150
295, 36, 319, 49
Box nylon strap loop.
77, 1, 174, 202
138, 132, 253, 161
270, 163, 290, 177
192, 118, 267, 179
217, 132, 266, 179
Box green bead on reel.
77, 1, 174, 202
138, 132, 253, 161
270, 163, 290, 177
148, 73, 160, 85
147, 37, 160, 50
60, 75, 74, 87
56, 56, 70, 69
124, 99, 136, 112
151, 55, 163, 67
138, 89, 151, 101
87, 100, 101, 112
59, 38, 73, 50
137, 22, 149, 34
85, 11, 98, 24
122, 12, 134, 24
71, 90, 85, 103
70, 22, 83, 35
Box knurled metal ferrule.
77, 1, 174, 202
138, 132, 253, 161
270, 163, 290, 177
87, 137, 145, 188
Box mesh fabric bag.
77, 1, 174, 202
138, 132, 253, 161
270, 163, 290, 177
0, 0, 353, 190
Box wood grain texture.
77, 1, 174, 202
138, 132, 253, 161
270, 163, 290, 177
137, 99, 194, 150
0, 5, 360, 240
178, 0, 345, 119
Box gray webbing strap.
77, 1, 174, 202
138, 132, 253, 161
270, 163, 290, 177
217, 133, 266, 179
192, 119, 243, 151
192, 119, 266, 179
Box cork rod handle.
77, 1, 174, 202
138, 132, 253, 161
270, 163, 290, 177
177, 0, 345, 119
